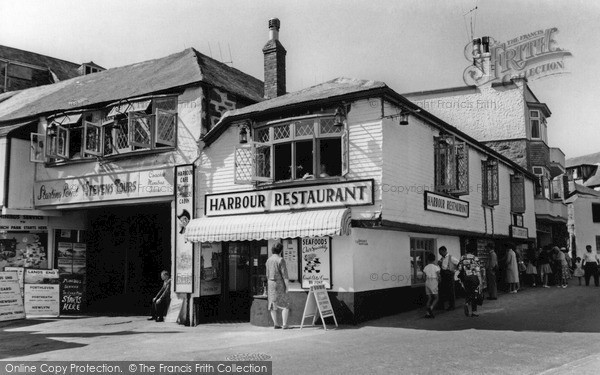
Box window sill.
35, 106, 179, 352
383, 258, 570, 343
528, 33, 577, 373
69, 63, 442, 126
257, 176, 345, 189
44, 147, 176, 167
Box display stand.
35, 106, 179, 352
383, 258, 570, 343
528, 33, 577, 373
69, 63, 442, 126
300, 284, 338, 330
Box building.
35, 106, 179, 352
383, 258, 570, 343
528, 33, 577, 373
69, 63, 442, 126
404, 37, 568, 249
566, 152, 600, 191
565, 183, 600, 258
0, 47, 263, 317
0, 45, 103, 93
183, 22, 537, 325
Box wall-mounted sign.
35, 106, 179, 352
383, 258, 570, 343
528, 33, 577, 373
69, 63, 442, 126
175, 164, 194, 293
0, 215, 48, 231
424, 191, 469, 218
510, 225, 529, 239
33, 168, 174, 207
205, 179, 374, 217
282, 239, 298, 282
301, 237, 331, 289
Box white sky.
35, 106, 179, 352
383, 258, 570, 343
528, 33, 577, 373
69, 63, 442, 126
1, 0, 599, 159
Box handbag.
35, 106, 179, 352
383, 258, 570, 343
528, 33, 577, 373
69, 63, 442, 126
518, 261, 526, 272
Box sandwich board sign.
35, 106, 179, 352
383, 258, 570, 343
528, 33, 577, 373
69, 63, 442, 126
300, 283, 338, 330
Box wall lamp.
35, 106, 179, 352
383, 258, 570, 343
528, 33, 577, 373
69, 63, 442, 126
239, 121, 251, 144
383, 108, 421, 126
333, 105, 347, 128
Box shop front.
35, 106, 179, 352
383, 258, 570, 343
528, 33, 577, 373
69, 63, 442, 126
33, 167, 176, 314
185, 180, 369, 325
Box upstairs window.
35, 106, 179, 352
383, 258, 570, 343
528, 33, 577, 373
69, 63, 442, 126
530, 110, 540, 139
481, 158, 499, 206
533, 166, 551, 199
234, 115, 349, 184
510, 174, 526, 213
592, 203, 600, 223
434, 134, 469, 196
31, 96, 178, 163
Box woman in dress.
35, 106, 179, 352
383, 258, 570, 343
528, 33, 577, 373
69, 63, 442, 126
555, 247, 570, 288
266, 242, 291, 329
537, 246, 553, 288
505, 244, 520, 293
458, 243, 483, 317
525, 246, 538, 287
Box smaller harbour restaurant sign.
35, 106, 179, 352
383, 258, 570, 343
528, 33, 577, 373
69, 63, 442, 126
424, 191, 469, 217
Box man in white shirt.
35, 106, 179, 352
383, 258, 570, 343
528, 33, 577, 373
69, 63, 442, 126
438, 246, 459, 311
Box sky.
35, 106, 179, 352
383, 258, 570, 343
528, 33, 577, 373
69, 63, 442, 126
1, 0, 599, 159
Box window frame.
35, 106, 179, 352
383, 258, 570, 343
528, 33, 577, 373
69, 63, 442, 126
592, 203, 600, 223
410, 237, 436, 286
481, 158, 499, 206
510, 173, 526, 213
530, 110, 541, 139
434, 134, 469, 196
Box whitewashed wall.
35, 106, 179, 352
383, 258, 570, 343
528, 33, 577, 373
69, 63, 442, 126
7, 139, 36, 209
570, 195, 600, 259
406, 81, 528, 142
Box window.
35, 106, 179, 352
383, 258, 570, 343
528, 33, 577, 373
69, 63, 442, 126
530, 110, 540, 139
434, 134, 469, 196
481, 158, 499, 206
510, 174, 526, 213
551, 177, 562, 200
43, 113, 94, 160
596, 236, 600, 253
592, 203, 600, 223
234, 115, 349, 184
533, 166, 551, 199
410, 238, 435, 285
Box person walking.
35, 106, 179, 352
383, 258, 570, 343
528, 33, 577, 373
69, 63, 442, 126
537, 246, 553, 288
505, 243, 520, 294
266, 242, 291, 329
582, 245, 600, 287
486, 243, 498, 300
525, 246, 538, 287
437, 246, 458, 310
573, 257, 584, 286
148, 270, 171, 322
458, 243, 483, 317
423, 253, 440, 318
554, 247, 570, 288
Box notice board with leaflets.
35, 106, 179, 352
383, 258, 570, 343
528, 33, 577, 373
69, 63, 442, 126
24, 269, 60, 318
0, 271, 25, 321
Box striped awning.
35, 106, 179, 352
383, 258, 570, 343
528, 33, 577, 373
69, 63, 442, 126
185, 208, 351, 243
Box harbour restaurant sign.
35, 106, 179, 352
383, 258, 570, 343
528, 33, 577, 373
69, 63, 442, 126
205, 179, 374, 217
34, 168, 174, 207
424, 191, 469, 218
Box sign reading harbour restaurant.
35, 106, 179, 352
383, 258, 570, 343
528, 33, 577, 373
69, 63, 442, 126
424, 191, 469, 218
33, 168, 174, 207
205, 179, 374, 217
510, 225, 529, 239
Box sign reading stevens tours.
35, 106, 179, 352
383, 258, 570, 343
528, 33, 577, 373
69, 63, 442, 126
424, 191, 469, 218
34, 168, 174, 207
205, 179, 374, 217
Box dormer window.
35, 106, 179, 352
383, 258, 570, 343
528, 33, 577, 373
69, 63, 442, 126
529, 110, 547, 142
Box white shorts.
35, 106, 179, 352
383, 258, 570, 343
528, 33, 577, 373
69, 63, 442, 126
425, 279, 438, 295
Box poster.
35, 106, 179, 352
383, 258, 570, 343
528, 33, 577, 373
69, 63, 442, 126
57, 242, 74, 274
3, 267, 24, 298
72, 243, 86, 275
175, 164, 194, 293
60, 275, 84, 314
282, 239, 298, 281
301, 237, 331, 289
0, 271, 25, 321
0, 232, 48, 270
199, 242, 222, 296
24, 269, 60, 318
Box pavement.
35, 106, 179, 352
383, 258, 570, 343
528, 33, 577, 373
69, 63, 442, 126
2, 278, 600, 374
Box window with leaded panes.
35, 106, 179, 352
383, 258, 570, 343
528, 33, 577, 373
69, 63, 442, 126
434, 134, 469, 196
482, 158, 499, 206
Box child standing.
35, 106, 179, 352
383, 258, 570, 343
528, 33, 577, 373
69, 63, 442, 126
573, 257, 584, 285
423, 252, 441, 318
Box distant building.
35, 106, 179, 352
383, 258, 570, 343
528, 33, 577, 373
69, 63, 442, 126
404, 36, 568, 248
0, 45, 104, 93
566, 152, 600, 191
566, 182, 600, 258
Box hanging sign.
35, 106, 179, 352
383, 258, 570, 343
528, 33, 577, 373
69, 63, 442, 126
175, 164, 194, 293
300, 284, 338, 331
301, 237, 331, 289
0, 271, 25, 322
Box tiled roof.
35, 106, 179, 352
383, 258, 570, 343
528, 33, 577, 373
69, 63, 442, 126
566, 151, 600, 168
0, 48, 263, 123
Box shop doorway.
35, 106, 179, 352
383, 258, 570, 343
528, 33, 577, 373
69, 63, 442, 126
85, 203, 171, 314
221, 241, 268, 321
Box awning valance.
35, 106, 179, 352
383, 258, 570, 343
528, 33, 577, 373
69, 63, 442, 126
185, 208, 351, 243
107, 100, 151, 117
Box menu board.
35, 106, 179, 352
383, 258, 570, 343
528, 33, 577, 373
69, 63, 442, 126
301, 237, 331, 289
0, 271, 25, 321
60, 275, 84, 314
24, 269, 60, 318
282, 239, 298, 282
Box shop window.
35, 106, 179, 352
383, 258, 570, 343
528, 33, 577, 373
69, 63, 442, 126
592, 203, 600, 223
410, 238, 435, 285
510, 174, 526, 213
434, 134, 469, 196
234, 115, 349, 184
481, 158, 499, 206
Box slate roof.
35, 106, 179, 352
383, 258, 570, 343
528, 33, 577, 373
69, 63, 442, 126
0, 44, 81, 81
566, 151, 600, 168
0, 48, 263, 124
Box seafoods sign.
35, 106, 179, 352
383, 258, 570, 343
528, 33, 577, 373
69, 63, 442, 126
34, 168, 174, 207
301, 237, 331, 289
205, 179, 374, 217
424, 191, 469, 218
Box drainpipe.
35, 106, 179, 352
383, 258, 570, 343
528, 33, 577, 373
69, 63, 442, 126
1, 136, 10, 209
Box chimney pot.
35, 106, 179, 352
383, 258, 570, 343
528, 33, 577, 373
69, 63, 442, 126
268, 18, 280, 40
481, 36, 490, 53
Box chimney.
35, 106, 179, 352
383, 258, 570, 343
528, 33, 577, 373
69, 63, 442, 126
263, 18, 286, 99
